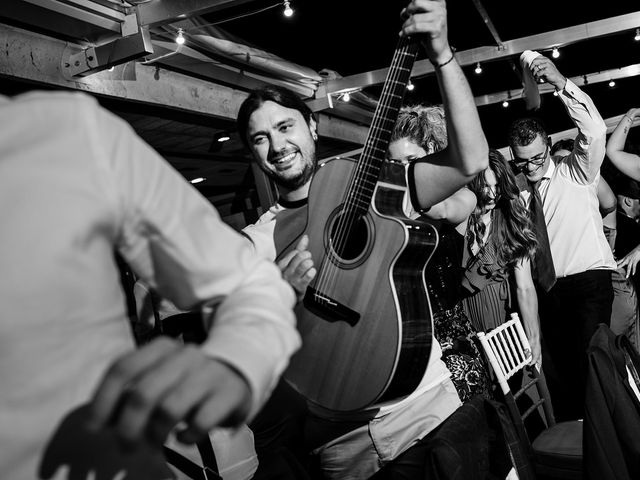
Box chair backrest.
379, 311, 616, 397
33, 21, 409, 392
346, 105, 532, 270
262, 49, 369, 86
477, 313, 532, 395
477, 313, 556, 443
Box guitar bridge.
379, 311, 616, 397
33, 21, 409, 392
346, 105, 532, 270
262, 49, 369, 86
303, 287, 360, 326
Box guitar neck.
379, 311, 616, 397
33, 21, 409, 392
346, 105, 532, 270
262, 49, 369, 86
347, 36, 420, 215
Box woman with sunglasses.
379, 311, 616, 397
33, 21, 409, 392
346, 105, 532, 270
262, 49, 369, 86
462, 149, 542, 366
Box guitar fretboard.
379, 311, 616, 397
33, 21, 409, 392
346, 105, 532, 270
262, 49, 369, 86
345, 38, 419, 217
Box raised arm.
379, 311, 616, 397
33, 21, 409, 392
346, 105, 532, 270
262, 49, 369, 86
400, 0, 488, 209
530, 55, 607, 183
606, 108, 640, 181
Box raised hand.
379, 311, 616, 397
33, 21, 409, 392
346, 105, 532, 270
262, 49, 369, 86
529, 56, 567, 91
399, 0, 450, 65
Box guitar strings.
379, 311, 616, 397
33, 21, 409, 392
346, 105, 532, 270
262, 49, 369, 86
314, 36, 415, 303
317, 36, 411, 294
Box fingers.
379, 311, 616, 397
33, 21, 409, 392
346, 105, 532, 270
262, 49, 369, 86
175, 362, 252, 444
617, 258, 630, 278
618, 254, 639, 278
294, 233, 309, 252
530, 57, 550, 83
112, 345, 204, 447
89, 341, 252, 450
88, 337, 180, 432
399, 0, 446, 38
278, 235, 316, 293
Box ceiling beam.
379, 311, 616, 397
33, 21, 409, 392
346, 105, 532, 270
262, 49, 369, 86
0, 22, 370, 145
325, 11, 640, 95
147, 40, 317, 98
470, 0, 522, 85
475, 63, 640, 107
135, 0, 263, 28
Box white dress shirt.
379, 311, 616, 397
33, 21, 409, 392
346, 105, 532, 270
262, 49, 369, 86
0, 91, 299, 478
522, 79, 616, 277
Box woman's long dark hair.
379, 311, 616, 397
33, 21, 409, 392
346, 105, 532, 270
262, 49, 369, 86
467, 149, 537, 270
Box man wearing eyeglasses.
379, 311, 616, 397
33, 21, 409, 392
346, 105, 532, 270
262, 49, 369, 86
507, 54, 616, 422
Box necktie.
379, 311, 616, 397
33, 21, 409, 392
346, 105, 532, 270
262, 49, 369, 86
529, 181, 556, 291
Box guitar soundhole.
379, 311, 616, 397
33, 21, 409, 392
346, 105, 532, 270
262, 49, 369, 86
325, 208, 374, 268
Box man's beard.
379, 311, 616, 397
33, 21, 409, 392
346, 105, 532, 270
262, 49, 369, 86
269, 161, 316, 191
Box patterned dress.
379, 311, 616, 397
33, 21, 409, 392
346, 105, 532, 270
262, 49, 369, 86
461, 231, 513, 333
423, 220, 493, 403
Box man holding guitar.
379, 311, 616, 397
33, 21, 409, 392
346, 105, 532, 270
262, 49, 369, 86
239, 1, 488, 478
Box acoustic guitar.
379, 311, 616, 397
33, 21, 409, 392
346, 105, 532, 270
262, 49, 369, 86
278, 35, 439, 412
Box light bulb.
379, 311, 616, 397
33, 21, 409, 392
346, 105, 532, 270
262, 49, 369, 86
342, 92, 351, 102
190, 177, 205, 184
406, 80, 415, 91
609, 80, 616, 88
474, 62, 482, 74
283, 0, 293, 17
502, 100, 509, 108
552, 47, 560, 59
553, 91, 558, 96
175, 28, 185, 45
635, 28, 640, 42
217, 135, 231, 142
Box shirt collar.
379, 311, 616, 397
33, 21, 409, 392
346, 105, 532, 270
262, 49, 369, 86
541, 156, 556, 181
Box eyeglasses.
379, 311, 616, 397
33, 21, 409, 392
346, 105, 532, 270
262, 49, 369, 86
511, 144, 549, 169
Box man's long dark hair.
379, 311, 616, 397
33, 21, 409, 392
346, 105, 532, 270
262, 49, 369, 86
237, 85, 316, 147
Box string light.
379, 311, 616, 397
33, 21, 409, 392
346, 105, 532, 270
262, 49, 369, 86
551, 47, 560, 59
342, 92, 351, 102
175, 28, 185, 45
217, 134, 231, 142
553, 90, 558, 96
609, 80, 616, 88
406, 80, 415, 91
635, 28, 640, 42
190, 177, 205, 184
474, 62, 482, 74
502, 91, 511, 108
283, 0, 293, 17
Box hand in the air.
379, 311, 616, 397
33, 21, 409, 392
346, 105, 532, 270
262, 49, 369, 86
399, 0, 451, 66
529, 56, 566, 91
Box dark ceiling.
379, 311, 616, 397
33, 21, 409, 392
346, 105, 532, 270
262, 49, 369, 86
219, 0, 640, 148
0, 0, 638, 223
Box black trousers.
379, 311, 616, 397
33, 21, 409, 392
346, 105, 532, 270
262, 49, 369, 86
537, 269, 613, 421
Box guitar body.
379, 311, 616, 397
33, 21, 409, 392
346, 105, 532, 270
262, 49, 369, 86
282, 158, 439, 411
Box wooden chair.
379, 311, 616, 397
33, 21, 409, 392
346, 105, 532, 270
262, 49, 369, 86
477, 313, 583, 479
